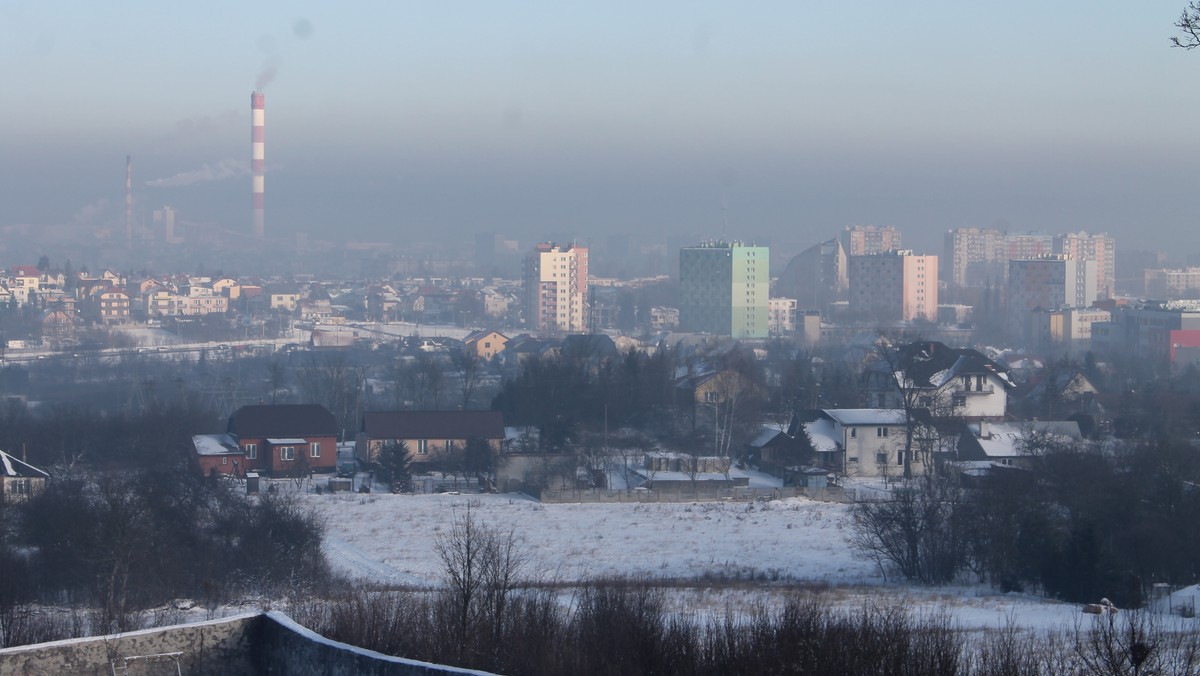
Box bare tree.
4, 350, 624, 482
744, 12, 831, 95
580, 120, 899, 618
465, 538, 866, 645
434, 501, 528, 660
872, 336, 923, 481
265, 357, 287, 404
1173, 2, 1200, 49
454, 350, 483, 410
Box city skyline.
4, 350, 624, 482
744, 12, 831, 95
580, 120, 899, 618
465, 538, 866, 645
2, 2, 1198, 253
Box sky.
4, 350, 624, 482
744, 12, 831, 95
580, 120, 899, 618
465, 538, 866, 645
1, 1, 1198, 255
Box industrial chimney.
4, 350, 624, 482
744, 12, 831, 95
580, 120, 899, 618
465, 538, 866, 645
251, 91, 265, 238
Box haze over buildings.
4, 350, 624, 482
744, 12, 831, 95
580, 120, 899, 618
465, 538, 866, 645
2, 3, 1198, 253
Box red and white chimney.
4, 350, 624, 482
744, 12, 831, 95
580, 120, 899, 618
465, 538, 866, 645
251, 91, 265, 238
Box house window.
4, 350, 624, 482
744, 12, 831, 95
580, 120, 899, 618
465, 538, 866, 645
417, 440, 428, 455
897, 451, 906, 466
849, 456, 859, 463
280, 446, 295, 461
876, 452, 887, 465
850, 428, 856, 439
310, 442, 321, 458
245, 443, 257, 459
877, 427, 889, 437
222, 457, 228, 466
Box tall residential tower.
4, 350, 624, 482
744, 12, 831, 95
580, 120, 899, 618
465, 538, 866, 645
524, 243, 589, 333
679, 241, 769, 338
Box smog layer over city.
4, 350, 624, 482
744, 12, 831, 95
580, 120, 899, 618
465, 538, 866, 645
2, 2, 1200, 674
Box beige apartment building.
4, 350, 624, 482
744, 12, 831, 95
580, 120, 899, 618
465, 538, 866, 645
524, 242, 589, 333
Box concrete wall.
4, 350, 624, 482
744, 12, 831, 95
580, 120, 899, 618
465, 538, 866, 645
0, 612, 489, 676
0, 613, 260, 676
255, 612, 492, 676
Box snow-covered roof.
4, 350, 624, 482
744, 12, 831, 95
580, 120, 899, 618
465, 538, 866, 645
267, 437, 308, 445
966, 421, 1082, 458
191, 434, 241, 456
801, 418, 840, 454
0, 449, 49, 479
749, 426, 786, 448
823, 409, 907, 426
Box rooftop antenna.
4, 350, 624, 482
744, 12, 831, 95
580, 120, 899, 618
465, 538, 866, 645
720, 188, 728, 242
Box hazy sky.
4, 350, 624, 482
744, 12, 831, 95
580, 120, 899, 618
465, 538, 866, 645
1, 1, 1198, 254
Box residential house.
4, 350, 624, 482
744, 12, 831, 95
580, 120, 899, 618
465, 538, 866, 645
178, 285, 229, 316
87, 287, 131, 324
793, 408, 933, 477
227, 404, 338, 475
9, 266, 40, 306
366, 285, 402, 322
865, 340, 1013, 421
499, 334, 557, 369
746, 425, 831, 487
956, 420, 1082, 469
677, 366, 761, 406
212, 277, 241, 300
267, 285, 301, 313
41, 309, 75, 346
191, 433, 246, 477
355, 410, 505, 469
463, 329, 509, 361
0, 449, 49, 503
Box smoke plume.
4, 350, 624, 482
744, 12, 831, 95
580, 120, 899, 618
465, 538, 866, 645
146, 159, 249, 188
256, 60, 279, 90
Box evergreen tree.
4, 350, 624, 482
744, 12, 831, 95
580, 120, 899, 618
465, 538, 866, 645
377, 440, 412, 492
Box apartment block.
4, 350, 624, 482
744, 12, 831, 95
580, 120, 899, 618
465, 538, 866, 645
943, 227, 1007, 288
768, 297, 798, 335
847, 250, 938, 322
524, 242, 589, 333
1055, 231, 1115, 300
679, 241, 769, 338
840, 225, 902, 256
1006, 233, 1055, 260
1144, 267, 1200, 298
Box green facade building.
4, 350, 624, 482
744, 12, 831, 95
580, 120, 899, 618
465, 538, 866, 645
679, 241, 769, 338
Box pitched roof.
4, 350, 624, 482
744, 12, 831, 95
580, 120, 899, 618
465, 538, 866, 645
228, 404, 337, 438
361, 410, 505, 440
823, 409, 909, 426
0, 450, 50, 479
891, 341, 1014, 390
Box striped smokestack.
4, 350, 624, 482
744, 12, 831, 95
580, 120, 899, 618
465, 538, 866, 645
125, 155, 133, 247
251, 91, 265, 238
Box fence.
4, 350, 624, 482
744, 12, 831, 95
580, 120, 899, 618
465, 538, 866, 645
536, 485, 850, 504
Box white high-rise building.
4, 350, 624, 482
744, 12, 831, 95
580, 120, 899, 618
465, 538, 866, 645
524, 243, 589, 333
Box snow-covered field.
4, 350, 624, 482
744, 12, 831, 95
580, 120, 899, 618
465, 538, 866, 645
303, 491, 1096, 632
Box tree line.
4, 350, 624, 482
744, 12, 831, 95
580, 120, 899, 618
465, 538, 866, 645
854, 433, 1200, 608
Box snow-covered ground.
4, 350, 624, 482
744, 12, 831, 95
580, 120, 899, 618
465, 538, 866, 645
317, 493, 864, 585
303, 491, 1117, 632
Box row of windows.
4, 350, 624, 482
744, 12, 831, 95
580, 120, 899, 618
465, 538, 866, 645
241, 442, 321, 460
847, 426, 894, 438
